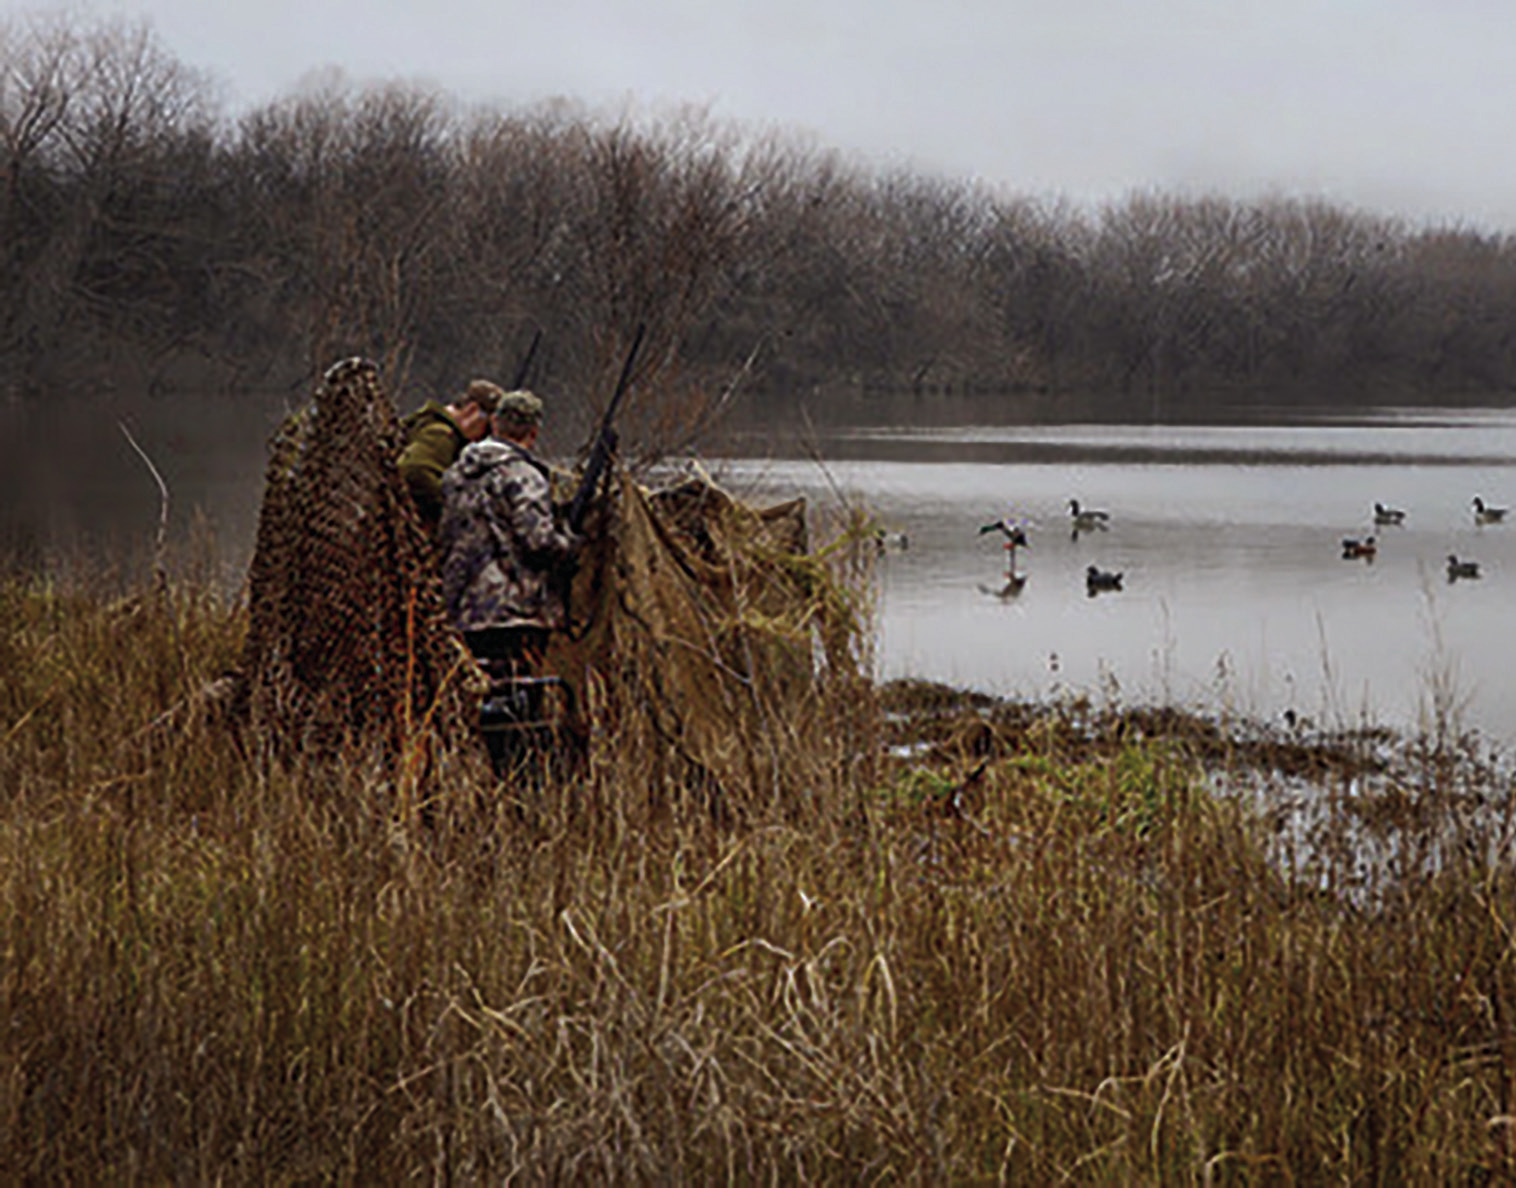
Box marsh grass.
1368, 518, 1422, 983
5, 569, 1516, 1181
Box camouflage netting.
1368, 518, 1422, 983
238, 355, 871, 804
548, 468, 870, 809
238, 358, 482, 762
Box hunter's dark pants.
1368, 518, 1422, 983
464, 626, 552, 779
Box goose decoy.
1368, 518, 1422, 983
1373, 502, 1406, 526
1085, 564, 1123, 595
1069, 499, 1110, 531
1341, 535, 1377, 561
1446, 554, 1481, 581
1282, 708, 1316, 735
1473, 497, 1508, 525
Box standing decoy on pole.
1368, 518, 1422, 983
979, 517, 1031, 558
979, 518, 1031, 598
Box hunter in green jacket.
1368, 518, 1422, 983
398, 380, 505, 530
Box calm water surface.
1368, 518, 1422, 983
716, 409, 1516, 744
7, 398, 1516, 743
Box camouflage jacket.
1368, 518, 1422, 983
437, 438, 579, 632
398, 401, 466, 530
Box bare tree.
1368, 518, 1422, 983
0, 13, 220, 388
11, 10, 1516, 415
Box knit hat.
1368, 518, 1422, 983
495, 388, 544, 429
463, 379, 506, 415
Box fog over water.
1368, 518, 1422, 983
6, 393, 1516, 744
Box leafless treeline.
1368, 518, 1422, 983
6, 13, 1516, 414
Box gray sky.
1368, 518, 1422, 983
12, 0, 1516, 231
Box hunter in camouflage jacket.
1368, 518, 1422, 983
437, 437, 580, 633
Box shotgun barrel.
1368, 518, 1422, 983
566, 324, 645, 534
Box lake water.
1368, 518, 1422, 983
712, 408, 1516, 746
6, 397, 1516, 744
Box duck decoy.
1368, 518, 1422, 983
1341, 535, 1377, 561
1373, 502, 1406, 526
872, 526, 909, 554
1446, 554, 1481, 581
980, 517, 1030, 575
978, 518, 1030, 549
1473, 497, 1508, 525
1069, 499, 1110, 532
1085, 564, 1123, 595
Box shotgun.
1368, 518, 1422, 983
566, 324, 645, 534
511, 328, 542, 389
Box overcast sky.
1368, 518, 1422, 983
10, 0, 1516, 231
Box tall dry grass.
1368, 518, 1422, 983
4, 568, 1516, 1181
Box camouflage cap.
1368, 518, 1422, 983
495, 388, 544, 427
463, 379, 506, 414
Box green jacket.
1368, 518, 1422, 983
398, 401, 466, 530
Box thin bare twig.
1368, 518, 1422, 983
664, 337, 765, 458
118, 419, 169, 589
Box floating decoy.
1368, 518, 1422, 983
1282, 708, 1316, 735
872, 526, 909, 554
1447, 554, 1481, 581
1069, 499, 1110, 532
1085, 564, 1123, 595
1473, 496, 1508, 525
1373, 502, 1406, 526
1341, 535, 1377, 560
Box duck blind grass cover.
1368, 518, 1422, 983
238, 358, 481, 765
238, 357, 872, 809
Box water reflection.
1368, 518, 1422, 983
979, 573, 1028, 601
7, 394, 1516, 743
715, 409, 1516, 745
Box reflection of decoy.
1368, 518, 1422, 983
1069, 499, 1110, 532
1085, 564, 1123, 595
1473, 496, 1508, 525
1447, 554, 1481, 581
1341, 535, 1377, 560
980, 573, 1028, 600
1373, 502, 1406, 526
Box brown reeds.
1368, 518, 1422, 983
4, 564, 1516, 1180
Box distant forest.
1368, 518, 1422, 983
5, 13, 1516, 417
